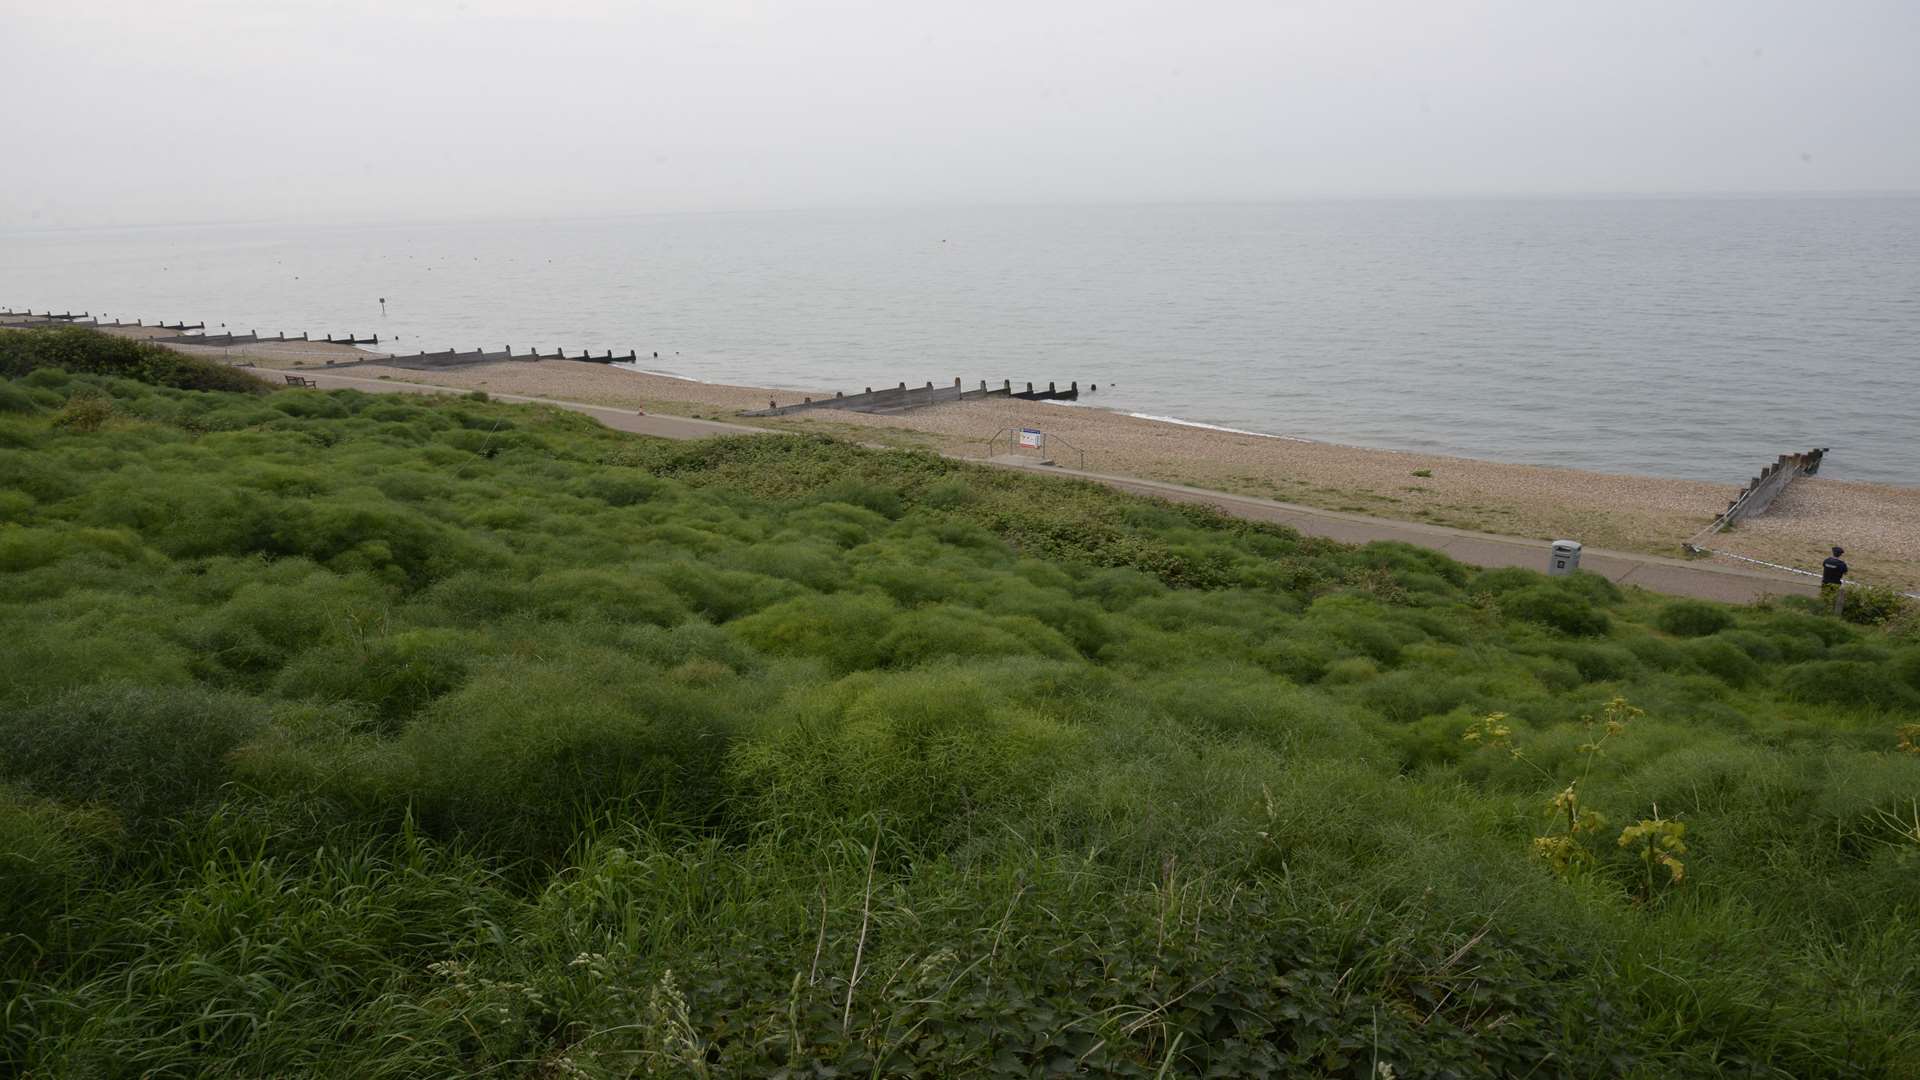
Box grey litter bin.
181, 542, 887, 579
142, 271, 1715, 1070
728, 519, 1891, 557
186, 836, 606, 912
1548, 540, 1582, 576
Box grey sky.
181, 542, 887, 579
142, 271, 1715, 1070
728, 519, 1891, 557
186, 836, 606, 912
4, 0, 1917, 227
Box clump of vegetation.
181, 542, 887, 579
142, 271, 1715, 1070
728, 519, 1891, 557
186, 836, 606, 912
1842, 583, 1913, 627
1655, 598, 1735, 637
0, 326, 269, 393
3, 366, 1918, 1077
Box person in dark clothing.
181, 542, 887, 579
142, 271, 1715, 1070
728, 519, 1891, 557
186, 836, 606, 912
1821, 546, 1848, 586
1821, 546, 1849, 615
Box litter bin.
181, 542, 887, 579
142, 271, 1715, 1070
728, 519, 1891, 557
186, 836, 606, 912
1548, 540, 1582, 577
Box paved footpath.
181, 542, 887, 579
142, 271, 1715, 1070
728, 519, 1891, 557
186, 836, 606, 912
296, 369, 1817, 604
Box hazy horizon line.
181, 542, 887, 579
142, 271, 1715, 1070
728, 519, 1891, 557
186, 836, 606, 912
8, 188, 1920, 236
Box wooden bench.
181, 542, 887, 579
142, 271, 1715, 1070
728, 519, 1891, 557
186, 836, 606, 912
283, 375, 316, 388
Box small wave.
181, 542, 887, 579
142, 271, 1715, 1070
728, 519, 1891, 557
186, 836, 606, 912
1120, 411, 1317, 443
612, 362, 702, 381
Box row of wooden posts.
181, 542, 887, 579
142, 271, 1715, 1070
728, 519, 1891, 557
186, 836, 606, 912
1, 310, 377, 342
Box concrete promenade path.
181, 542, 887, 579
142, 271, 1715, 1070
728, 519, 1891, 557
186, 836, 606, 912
295, 369, 1818, 604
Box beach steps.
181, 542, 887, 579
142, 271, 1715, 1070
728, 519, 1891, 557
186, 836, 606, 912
743, 379, 1081, 417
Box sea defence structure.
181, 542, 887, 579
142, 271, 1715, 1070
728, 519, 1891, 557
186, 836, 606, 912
153, 331, 384, 347
1, 311, 373, 340
325, 346, 640, 371
1683, 447, 1828, 553
4, 305, 645, 372
743, 379, 1081, 417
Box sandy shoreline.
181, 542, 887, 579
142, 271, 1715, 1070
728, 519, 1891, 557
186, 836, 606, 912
93, 332, 1920, 593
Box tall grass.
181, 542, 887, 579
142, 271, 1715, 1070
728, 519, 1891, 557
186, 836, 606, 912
2, 355, 1917, 1075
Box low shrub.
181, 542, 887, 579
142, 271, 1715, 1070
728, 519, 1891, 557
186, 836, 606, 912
0, 685, 268, 828
403, 654, 741, 858
1779, 661, 1920, 710
730, 592, 897, 673
1687, 637, 1762, 687
0, 380, 42, 413
0, 327, 270, 393
1501, 586, 1611, 636
1842, 585, 1911, 627
1656, 600, 1736, 637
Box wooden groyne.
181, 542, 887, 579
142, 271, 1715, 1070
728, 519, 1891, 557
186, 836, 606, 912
152, 330, 382, 346
5, 303, 1050, 410
1684, 447, 1828, 552
1, 311, 97, 326
322, 346, 640, 371
744, 379, 1081, 417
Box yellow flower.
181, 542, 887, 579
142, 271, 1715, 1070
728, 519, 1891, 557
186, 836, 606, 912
1896, 724, 1920, 755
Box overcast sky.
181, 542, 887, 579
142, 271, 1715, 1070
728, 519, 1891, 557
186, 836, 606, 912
3, 0, 1917, 228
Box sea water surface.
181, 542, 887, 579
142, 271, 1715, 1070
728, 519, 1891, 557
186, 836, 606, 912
3, 198, 1916, 484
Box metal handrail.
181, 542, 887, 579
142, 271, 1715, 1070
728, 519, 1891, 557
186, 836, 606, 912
983, 427, 1085, 469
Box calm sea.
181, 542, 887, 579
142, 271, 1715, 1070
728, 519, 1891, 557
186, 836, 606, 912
4, 199, 1916, 485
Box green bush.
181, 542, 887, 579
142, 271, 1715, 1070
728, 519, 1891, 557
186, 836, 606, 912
1687, 637, 1762, 687
729, 591, 897, 673
0, 327, 270, 393
272, 628, 487, 728
527, 568, 689, 626
403, 653, 741, 858
877, 605, 1078, 667
1501, 586, 1611, 636
1893, 647, 1920, 692
1656, 599, 1736, 637
0, 685, 268, 828
1779, 661, 1920, 710
0, 380, 42, 413
1842, 585, 1911, 627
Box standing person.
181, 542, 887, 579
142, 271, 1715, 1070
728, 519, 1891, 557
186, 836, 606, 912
1821, 546, 1849, 616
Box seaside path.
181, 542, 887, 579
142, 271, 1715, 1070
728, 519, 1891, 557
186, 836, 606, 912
294, 369, 1819, 604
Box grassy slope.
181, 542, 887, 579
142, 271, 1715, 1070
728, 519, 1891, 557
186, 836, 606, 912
2, 358, 1919, 1077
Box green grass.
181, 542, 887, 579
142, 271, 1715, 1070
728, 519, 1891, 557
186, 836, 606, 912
2, 337, 1918, 1077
